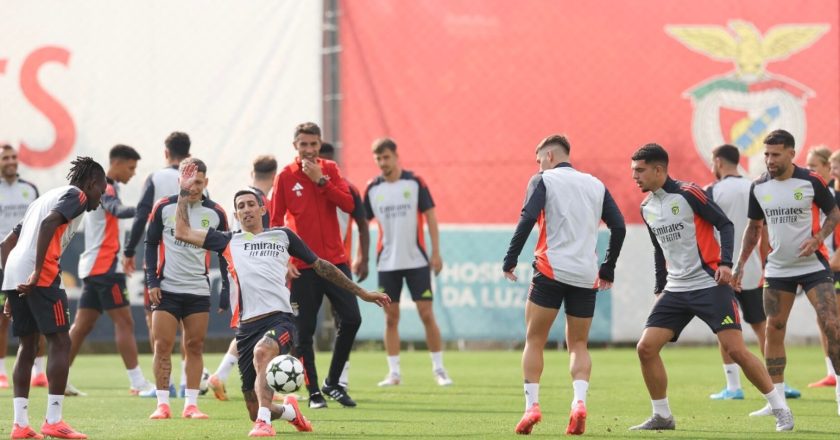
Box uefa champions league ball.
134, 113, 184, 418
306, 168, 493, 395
266, 354, 304, 394
199, 367, 211, 395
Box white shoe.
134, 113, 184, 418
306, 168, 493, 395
65, 382, 88, 397
749, 403, 772, 417
434, 368, 453, 386
377, 373, 401, 387
130, 380, 155, 396
773, 407, 794, 431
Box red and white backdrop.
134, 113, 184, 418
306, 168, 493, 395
340, 0, 839, 342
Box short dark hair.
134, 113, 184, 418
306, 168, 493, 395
372, 137, 397, 155
252, 155, 277, 178
712, 144, 739, 165
294, 122, 321, 139
319, 142, 335, 158
535, 134, 571, 155
763, 129, 795, 148
109, 144, 141, 161
631, 143, 669, 166
233, 188, 263, 207
179, 157, 207, 174
165, 132, 191, 159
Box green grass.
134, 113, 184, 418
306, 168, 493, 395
0, 345, 838, 438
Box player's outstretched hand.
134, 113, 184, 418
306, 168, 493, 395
798, 236, 820, 257
149, 287, 162, 306
17, 271, 38, 296
3, 297, 10, 318
503, 270, 517, 282
360, 291, 391, 308
286, 264, 301, 282
179, 161, 198, 191
123, 256, 136, 275
596, 279, 613, 291
715, 266, 732, 285
430, 254, 443, 276
731, 265, 743, 292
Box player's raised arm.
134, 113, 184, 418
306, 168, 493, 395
311, 258, 390, 307
173, 161, 209, 247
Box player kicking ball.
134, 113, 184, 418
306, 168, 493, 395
172, 162, 389, 436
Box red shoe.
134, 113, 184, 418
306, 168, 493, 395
39, 420, 87, 439
207, 374, 228, 401
182, 404, 209, 419
284, 395, 313, 432
149, 403, 171, 419
0, 373, 9, 388
515, 403, 542, 435
248, 419, 275, 437
30, 373, 48, 388
566, 400, 587, 435
10, 423, 43, 439
808, 374, 836, 388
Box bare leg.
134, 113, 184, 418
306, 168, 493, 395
68, 308, 101, 366
636, 327, 674, 400
522, 301, 559, 383
106, 307, 140, 369
152, 312, 178, 390
566, 315, 593, 381
763, 288, 796, 383
383, 303, 400, 357
717, 329, 773, 393
416, 301, 442, 353
181, 313, 209, 390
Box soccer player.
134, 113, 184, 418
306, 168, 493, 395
145, 158, 228, 420
66, 145, 153, 396
0, 144, 39, 390
319, 142, 370, 389
208, 154, 277, 401
270, 122, 361, 409
2, 156, 107, 439
734, 130, 840, 417
805, 146, 840, 389
363, 138, 452, 387
706, 144, 800, 400
629, 143, 792, 432
172, 162, 389, 436
125, 131, 207, 397
503, 135, 626, 435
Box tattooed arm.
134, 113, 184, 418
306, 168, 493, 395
173, 161, 209, 247
312, 259, 390, 307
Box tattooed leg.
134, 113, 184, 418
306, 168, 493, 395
763, 287, 795, 383
806, 282, 840, 375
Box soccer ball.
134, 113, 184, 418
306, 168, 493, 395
266, 354, 304, 394
199, 367, 210, 395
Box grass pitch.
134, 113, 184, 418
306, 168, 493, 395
0, 345, 837, 438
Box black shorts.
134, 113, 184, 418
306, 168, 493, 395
735, 287, 765, 324
151, 291, 210, 320
765, 269, 834, 294
528, 272, 596, 318
79, 274, 129, 312
646, 284, 741, 342
6, 287, 70, 337
236, 312, 297, 392
378, 266, 433, 302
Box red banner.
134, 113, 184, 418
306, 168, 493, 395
341, 0, 839, 223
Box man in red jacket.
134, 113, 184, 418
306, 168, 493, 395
270, 122, 360, 409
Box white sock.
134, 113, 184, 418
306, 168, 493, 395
33, 356, 46, 375
45, 394, 63, 424
184, 389, 199, 407
127, 366, 146, 388
430, 351, 444, 371
835, 375, 840, 402
774, 383, 787, 405
180, 362, 187, 387
156, 389, 170, 406
652, 398, 671, 418
257, 406, 273, 423
723, 363, 741, 391
572, 380, 588, 407
214, 353, 238, 382
387, 355, 400, 376
13, 397, 29, 427
279, 404, 296, 421
0, 359, 7, 375
764, 388, 787, 410
827, 357, 835, 376
338, 361, 350, 386
524, 383, 539, 410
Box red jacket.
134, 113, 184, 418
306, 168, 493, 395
270, 158, 354, 268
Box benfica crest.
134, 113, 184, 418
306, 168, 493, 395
666, 20, 829, 176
